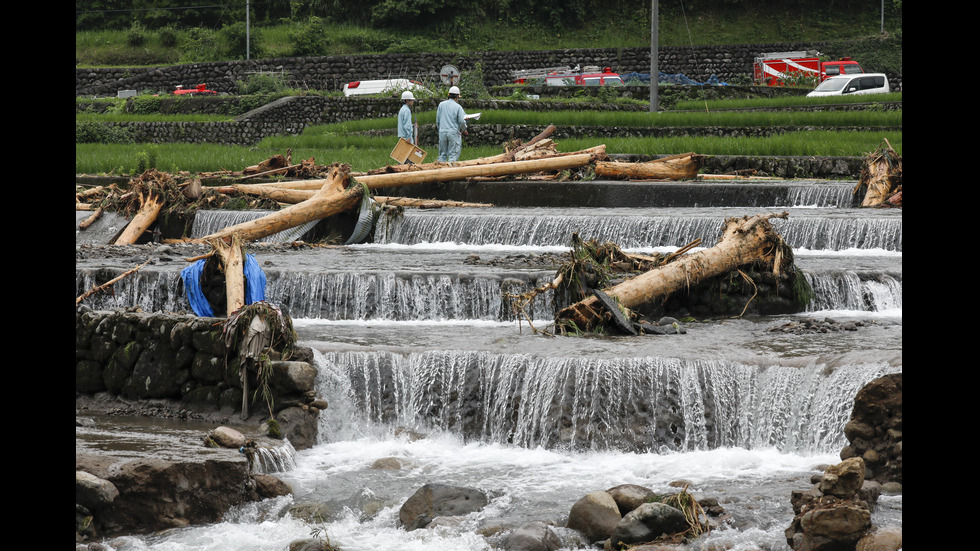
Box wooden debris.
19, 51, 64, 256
75, 258, 152, 305
855, 139, 902, 207
196, 164, 361, 243
373, 197, 493, 208
79, 208, 103, 229
554, 212, 792, 333
208, 234, 246, 315
114, 191, 164, 245
595, 152, 702, 181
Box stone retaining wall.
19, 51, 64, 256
75, 42, 902, 97
75, 306, 321, 448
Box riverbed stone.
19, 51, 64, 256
608, 502, 689, 548
606, 484, 658, 516
504, 521, 561, 551
567, 491, 622, 543
398, 483, 488, 531
818, 457, 866, 499
799, 503, 871, 550
856, 526, 902, 551
76, 470, 119, 510
209, 426, 247, 448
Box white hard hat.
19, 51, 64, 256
449, 86, 460, 96
401, 90, 415, 100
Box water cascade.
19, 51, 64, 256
313, 349, 899, 454
376, 207, 903, 252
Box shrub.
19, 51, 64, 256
221, 21, 262, 60
76, 122, 134, 144
288, 17, 328, 57
236, 73, 289, 95
135, 146, 159, 173
158, 26, 179, 48
127, 23, 147, 47
180, 27, 221, 63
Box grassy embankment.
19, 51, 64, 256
76, 101, 902, 175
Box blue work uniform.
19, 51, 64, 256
397, 103, 414, 144
436, 99, 467, 162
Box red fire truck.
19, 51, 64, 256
753, 51, 863, 86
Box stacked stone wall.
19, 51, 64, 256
75, 306, 317, 421
76, 42, 902, 97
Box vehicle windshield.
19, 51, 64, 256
842, 65, 864, 74
812, 78, 848, 92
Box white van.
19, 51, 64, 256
342, 79, 430, 97
806, 73, 890, 98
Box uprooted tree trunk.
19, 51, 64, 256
855, 140, 902, 207
197, 164, 361, 243
554, 212, 792, 333
208, 233, 246, 315
113, 191, 164, 245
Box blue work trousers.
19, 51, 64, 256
438, 131, 462, 162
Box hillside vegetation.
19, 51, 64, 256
76, 0, 902, 68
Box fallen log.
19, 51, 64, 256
219, 146, 606, 194
113, 192, 164, 245
196, 164, 360, 243
554, 212, 791, 333
595, 152, 702, 181
235, 153, 597, 197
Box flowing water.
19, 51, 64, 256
76, 180, 902, 551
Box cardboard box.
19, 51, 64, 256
390, 138, 427, 164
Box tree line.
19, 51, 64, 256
76, 0, 902, 33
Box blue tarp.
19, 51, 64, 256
620, 72, 728, 86
180, 253, 267, 317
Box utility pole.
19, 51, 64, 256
650, 0, 658, 113
246, 0, 251, 60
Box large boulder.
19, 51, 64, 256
608, 502, 689, 548
76, 454, 258, 538
398, 483, 488, 531
566, 491, 621, 543
76, 470, 119, 511
275, 406, 319, 450
798, 503, 872, 550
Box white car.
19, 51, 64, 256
342, 78, 430, 97
806, 73, 891, 98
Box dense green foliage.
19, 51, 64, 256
76, 0, 902, 66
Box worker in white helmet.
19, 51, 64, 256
398, 90, 416, 145
435, 85, 468, 163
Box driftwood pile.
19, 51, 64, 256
80, 134, 887, 328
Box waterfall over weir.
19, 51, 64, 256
191, 209, 319, 243
75, 264, 901, 319
314, 349, 899, 455
376, 207, 903, 252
